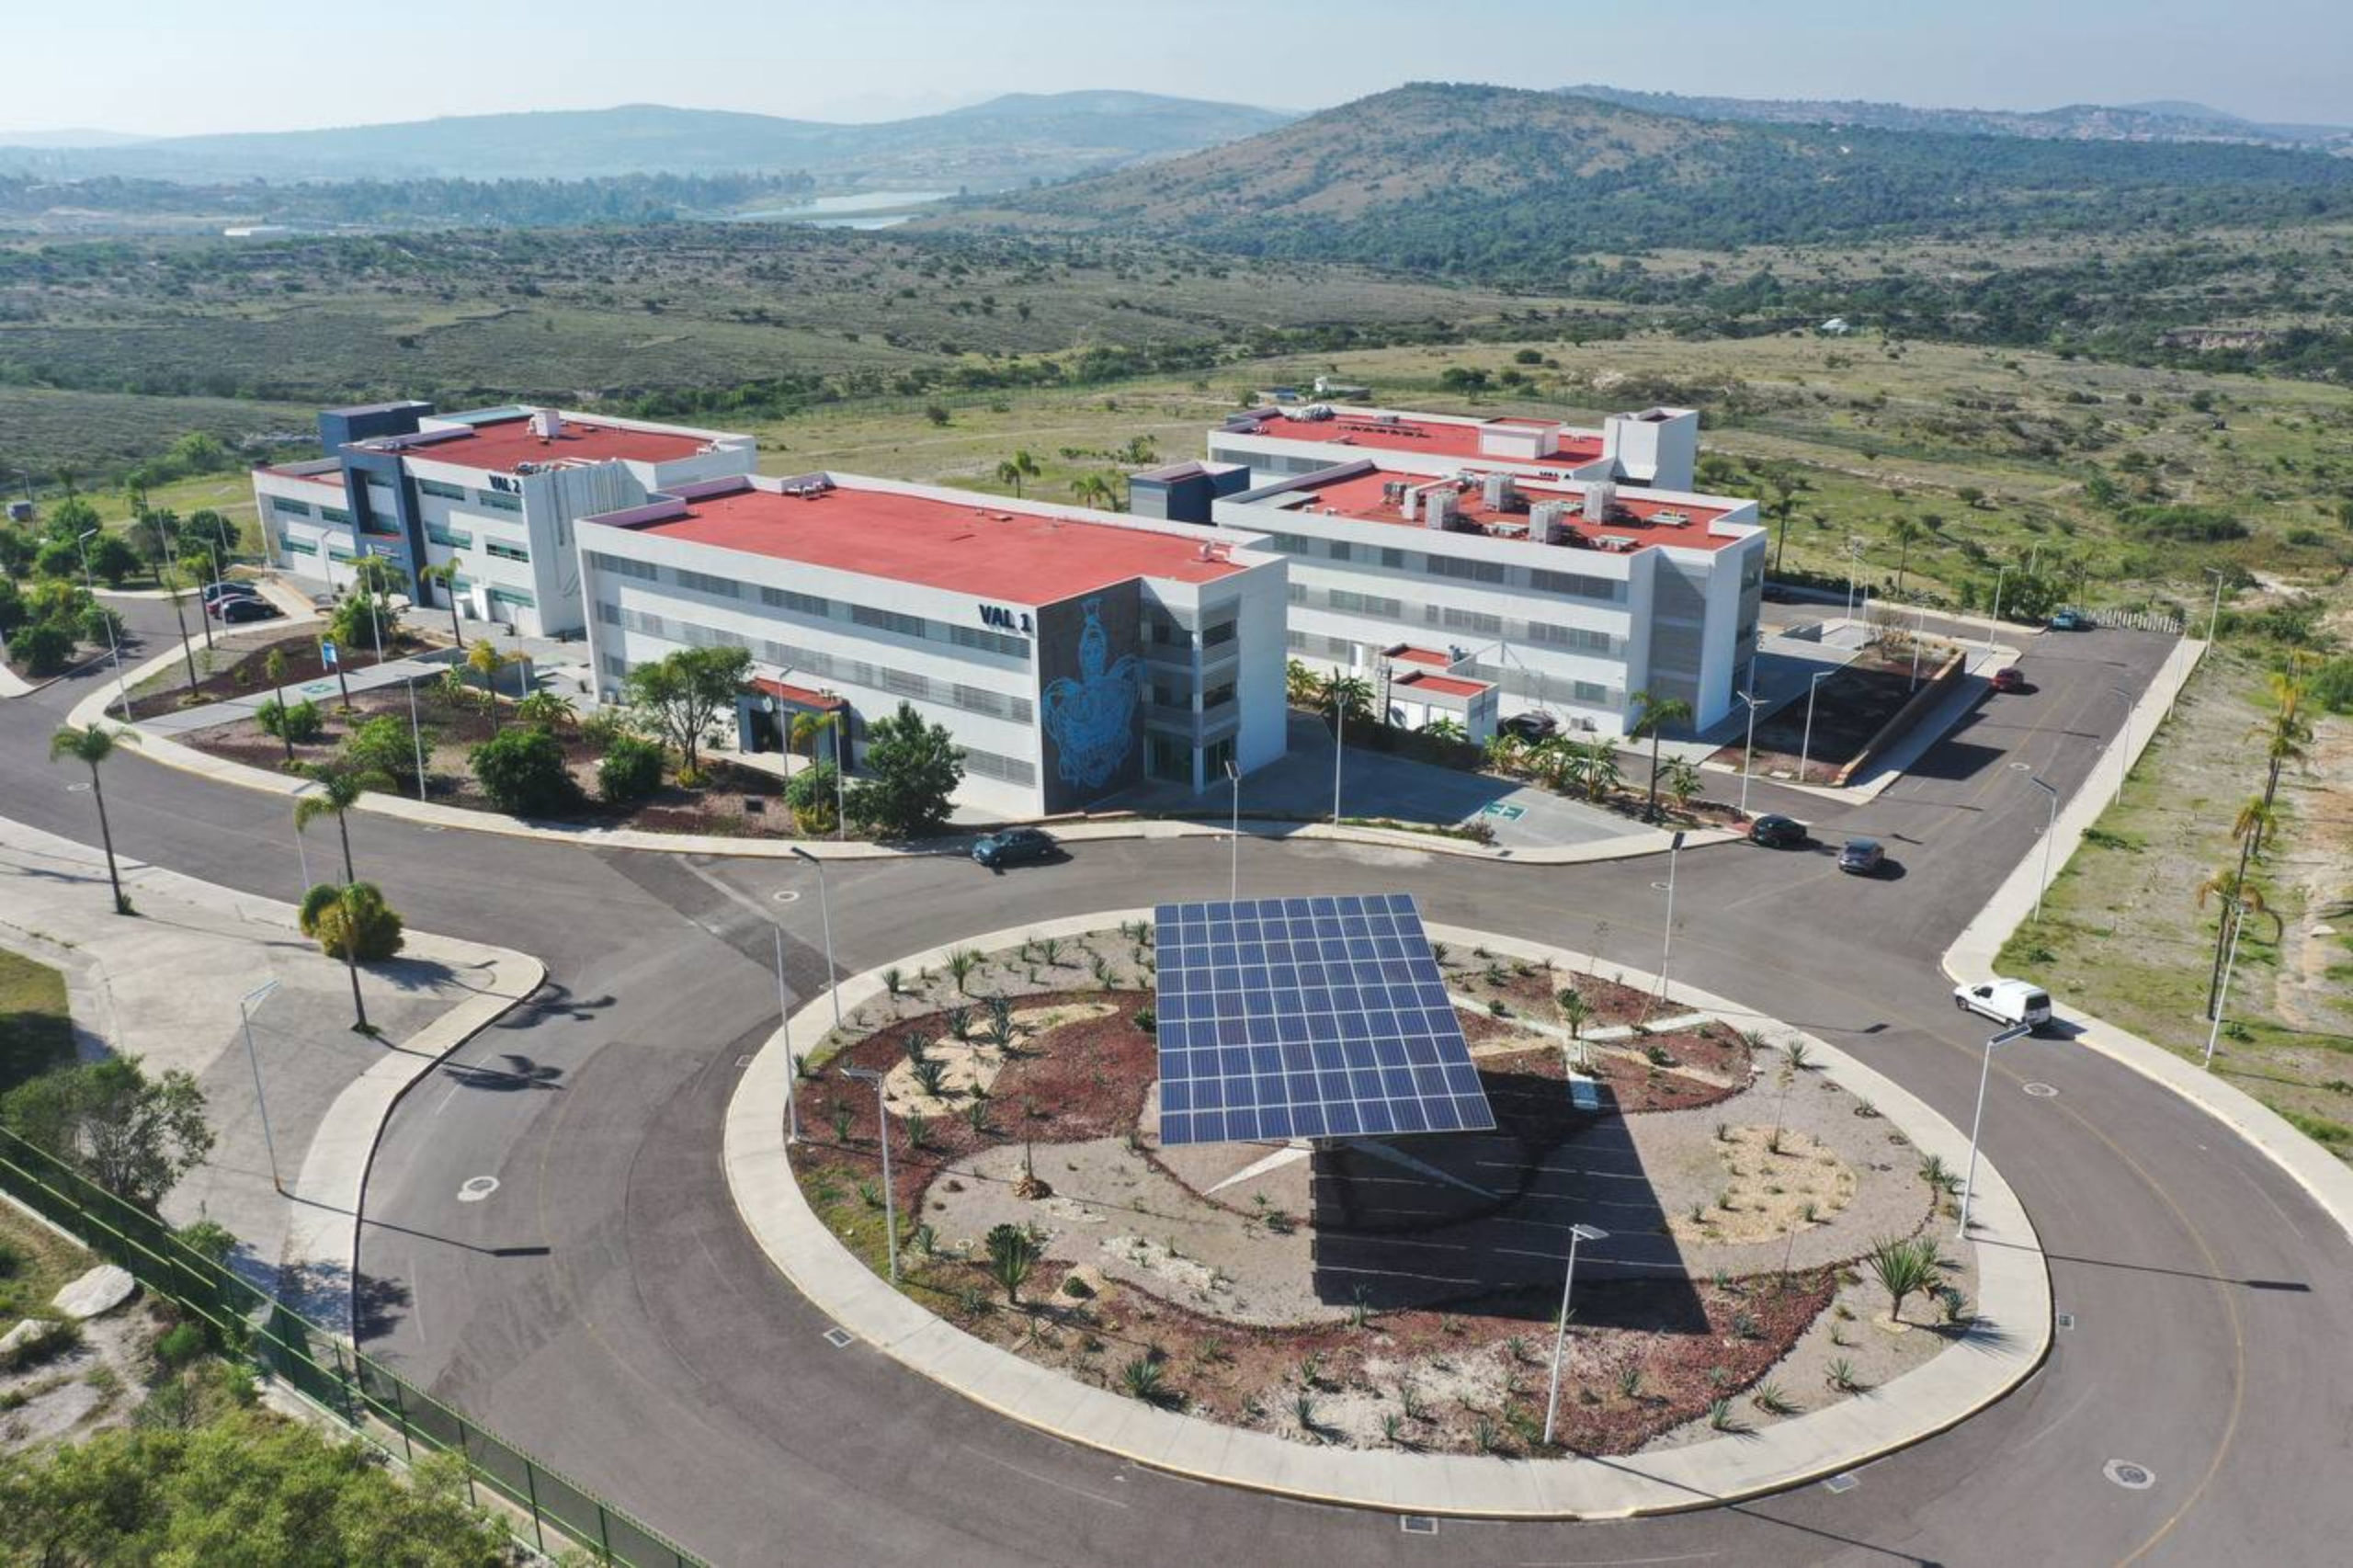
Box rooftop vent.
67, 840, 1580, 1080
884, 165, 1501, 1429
529, 407, 564, 440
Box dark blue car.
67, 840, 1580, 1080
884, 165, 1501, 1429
972, 827, 1058, 869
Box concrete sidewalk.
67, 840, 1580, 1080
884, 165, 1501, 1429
0, 813, 543, 1340
1942, 635, 2353, 1245
723, 912, 2046, 1518
136, 647, 461, 736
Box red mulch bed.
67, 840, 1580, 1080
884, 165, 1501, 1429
1461, 961, 1658, 1029
122, 626, 430, 720
796, 990, 1156, 1217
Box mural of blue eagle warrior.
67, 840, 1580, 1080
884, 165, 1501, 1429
1041, 597, 1141, 790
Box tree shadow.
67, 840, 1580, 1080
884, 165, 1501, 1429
438, 1052, 565, 1092
492, 981, 613, 1028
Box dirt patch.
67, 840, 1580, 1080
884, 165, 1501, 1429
1666, 1126, 1857, 1245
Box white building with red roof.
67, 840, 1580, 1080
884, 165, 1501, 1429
1199, 403, 1700, 493
574, 473, 1288, 816
252, 402, 756, 638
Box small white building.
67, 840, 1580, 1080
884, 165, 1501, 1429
252, 403, 756, 639
1200, 403, 1701, 494
1207, 460, 1764, 737
574, 473, 1290, 818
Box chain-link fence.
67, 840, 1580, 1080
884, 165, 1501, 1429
0, 1126, 704, 1568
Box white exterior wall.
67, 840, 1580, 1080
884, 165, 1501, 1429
254, 469, 360, 586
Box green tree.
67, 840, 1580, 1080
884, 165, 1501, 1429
1317, 673, 1374, 731
294, 763, 383, 884
463, 640, 526, 734
13, 620, 73, 676
166, 430, 232, 473
300, 880, 406, 963
784, 757, 840, 833
597, 733, 665, 806
85, 532, 140, 587
1565, 737, 1620, 803
1, 1056, 213, 1208
994, 449, 1040, 497
1663, 756, 1702, 813
329, 560, 404, 656
985, 1221, 1041, 1304
469, 727, 580, 817
263, 648, 294, 764
156, 561, 203, 696
50, 725, 131, 915
847, 702, 964, 837
1888, 516, 1926, 597
343, 714, 426, 795
417, 561, 467, 650
1630, 689, 1695, 821
622, 643, 751, 781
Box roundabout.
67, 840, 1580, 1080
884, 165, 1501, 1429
726, 909, 2047, 1515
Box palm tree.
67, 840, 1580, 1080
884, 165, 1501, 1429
418, 562, 466, 650
1663, 756, 1702, 815
1483, 732, 1527, 778
1319, 673, 1373, 732
1888, 517, 1926, 597
1567, 737, 1620, 803
994, 450, 1040, 497
50, 725, 131, 915
466, 640, 524, 734
264, 647, 294, 765
1420, 715, 1466, 745
294, 763, 383, 884
1285, 659, 1322, 708
789, 709, 835, 758
2198, 796, 2275, 1016
1531, 736, 1577, 793
156, 562, 201, 698
1631, 690, 1695, 822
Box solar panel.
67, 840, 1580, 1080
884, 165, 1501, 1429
1151, 893, 1497, 1148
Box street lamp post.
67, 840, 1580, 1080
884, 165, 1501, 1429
1657, 830, 1685, 1001
789, 846, 842, 1038
1984, 566, 2011, 653
1541, 1222, 1608, 1447
2107, 686, 2133, 806
829, 707, 847, 842
1959, 1023, 2033, 1235
1224, 758, 1241, 905
1909, 598, 1928, 692
2203, 900, 2247, 1070
1332, 674, 1347, 825
774, 925, 800, 1142
2025, 774, 2058, 924
1736, 687, 1765, 817
1797, 670, 1832, 785
840, 1065, 898, 1283
2202, 566, 2227, 644
404, 676, 427, 800
240, 979, 285, 1195
74, 528, 130, 721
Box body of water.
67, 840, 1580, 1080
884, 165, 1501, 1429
730, 189, 954, 228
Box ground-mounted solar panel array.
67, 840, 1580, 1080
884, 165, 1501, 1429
1152, 893, 1497, 1147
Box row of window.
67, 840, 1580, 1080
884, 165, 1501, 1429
1254, 526, 1631, 607
586, 553, 1031, 663
1282, 633, 1620, 713
598, 603, 1036, 725
962, 748, 1037, 786
1290, 581, 1625, 658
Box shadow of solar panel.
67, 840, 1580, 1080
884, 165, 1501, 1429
1151, 893, 1497, 1147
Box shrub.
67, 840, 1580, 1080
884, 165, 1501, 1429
597, 733, 665, 806
257, 698, 324, 744
470, 726, 580, 817
12, 620, 74, 676
154, 1321, 209, 1369
514, 690, 574, 732
298, 881, 405, 962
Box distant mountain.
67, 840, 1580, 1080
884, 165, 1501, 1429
0, 93, 1295, 189
942, 82, 2353, 275
0, 128, 151, 149
1558, 84, 2353, 152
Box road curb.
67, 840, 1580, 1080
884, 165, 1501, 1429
723, 911, 2047, 1517
1941, 634, 2353, 1244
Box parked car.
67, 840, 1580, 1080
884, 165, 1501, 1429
1760, 582, 1797, 604
217, 597, 282, 624
205, 591, 266, 618
972, 827, 1058, 869
1836, 836, 1886, 876
1499, 710, 1560, 744
1989, 666, 2028, 693
200, 581, 262, 606
1748, 813, 1809, 848
2048, 609, 2095, 631
1953, 978, 2054, 1033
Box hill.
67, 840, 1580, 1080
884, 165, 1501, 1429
1558, 84, 2353, 153
940, 83, 2353, 274
0, 92, 1295, 189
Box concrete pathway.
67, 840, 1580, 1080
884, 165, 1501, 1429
137, 648, 463, 736
723, 911, 2047, 1517
0, 813, 542, 1339
1942, 634, 2353, 1244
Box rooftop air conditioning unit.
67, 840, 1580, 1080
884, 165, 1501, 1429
1424, 490, 1459, 530
1381, 479, 1409, 507
1481, 472, 1517, 511
1530, 500, 1572, 545
1584, 481, 1617, 522
529, 407, 563, 439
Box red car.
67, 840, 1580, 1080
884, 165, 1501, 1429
1990, 666, 2028, 693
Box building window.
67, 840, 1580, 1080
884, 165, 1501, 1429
949, 623, 1028, 659
1264, 532, 1308, 554
1147, 734, 1190, 781
486, 540, 529, 562
1428, 554, 1506, 585
1201, 619, 1237, 649
269, 495, 313, 519
851, 604, 929, 640
1286, 583, 1306, 604
589, 552, 659, 582
1530, 569, 1620, 602
426, 523, 472, 550
673, 567, 741, 598
1328, 589, 1402, 619
961, 747, 1037, 786
1435, 606, 1503, 636
1327, 540, 1353, 562
1572, 680, 1609, 705
320, 506, 352, 526
1527, 622, 1614, 654
1202, 682, 1236, 710
1202, 735, 1234, 778
326, 546, 357, 563
418, 479, 467, 501
1380, 547, 1406, 569
280, 538, 317, 556
759, 585, 828, 616
487, 585, 536, 608
475, 489, 523, 513
599, 653, 628, 679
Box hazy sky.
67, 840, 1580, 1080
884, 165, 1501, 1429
8, 0, 2349, 137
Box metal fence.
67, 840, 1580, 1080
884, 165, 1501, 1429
2076, 605, 2187, 635
0, 1127, 704, 1568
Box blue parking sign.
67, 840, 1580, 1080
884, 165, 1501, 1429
321, 640, 338, 668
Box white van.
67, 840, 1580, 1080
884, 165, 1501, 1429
1952, 978, 2053, 1033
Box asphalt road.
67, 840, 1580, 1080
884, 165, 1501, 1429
7, 606, 2350, 1567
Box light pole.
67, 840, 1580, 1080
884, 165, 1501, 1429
74, 528, 129, 721
774, 924, 801, 1142
1909, 598, 1928, 692
240, 979, 285, 1195
1331, 674, 1348, 825
1736, 687, 1766, 817
1959, 1023, 2033, 1235
2203, 899, 2247, 1070
2107, 686, 2133, 806
1657, 830, 1685, 1001
2202, 566, 2227, 644
1984, 565, 2010, 653
290, 803, 311, 890
828, 706, 848, 841
404, 675, 427, 800
1224, 757, 1241, 905
1541, 1221, 1608, 1447
840, 1065, 898, 1283
1797, 670, 1832, 785
2024, 773, 2058, 923
789, 846, 842, 1037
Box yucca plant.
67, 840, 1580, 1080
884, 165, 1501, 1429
1867, 1233, 1942, 1324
